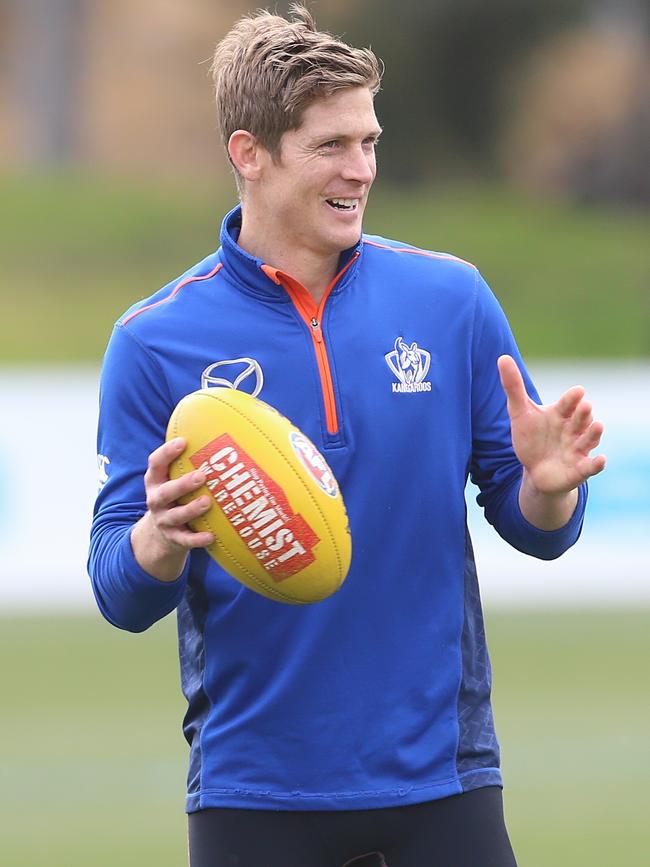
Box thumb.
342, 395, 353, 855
497, 355, 530, 417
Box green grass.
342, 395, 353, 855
0, 173, 231, 363
488, 610, 650, 866
1, 609, 648, 866
1, 613, 188, 866
1, 172, 648, 362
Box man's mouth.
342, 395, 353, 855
326, 198, 360, 211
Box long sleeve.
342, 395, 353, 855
469, 273, 587, 560
88, 323, 189, 632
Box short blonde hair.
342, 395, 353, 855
211, 3, 381, 179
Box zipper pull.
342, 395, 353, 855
310, 317, 323, 343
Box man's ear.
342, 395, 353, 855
228, 130, 264, 182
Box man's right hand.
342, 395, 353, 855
130, 437, 215, 582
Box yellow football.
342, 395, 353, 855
166, 388, 351, 604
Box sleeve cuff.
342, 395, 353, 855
504, 482, 588, 560
93, 532, 190, 632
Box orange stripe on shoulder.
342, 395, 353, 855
121, 262, 223, 326
363, 239, 476, 270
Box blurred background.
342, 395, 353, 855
0, 0, 648, 865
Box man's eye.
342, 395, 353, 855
320, 140, 339, 150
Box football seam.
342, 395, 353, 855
208, 537, 307, 603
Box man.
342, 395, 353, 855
89, 5, 605, 866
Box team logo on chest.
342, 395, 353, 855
384, 337, 432, 393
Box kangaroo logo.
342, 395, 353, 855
385, 337, 432, 393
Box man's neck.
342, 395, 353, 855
237, 216, 340, 305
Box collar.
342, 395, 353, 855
218, 204, 363, 301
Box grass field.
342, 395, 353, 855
1, 172, 648, 362
1, 609, 648, 866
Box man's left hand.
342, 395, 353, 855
497, 354, 606, 529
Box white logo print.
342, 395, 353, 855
97, 454, 111, 491
201, 357, 264, 397
384, 337, 432, 394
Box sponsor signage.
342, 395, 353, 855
190, 433, 320, 582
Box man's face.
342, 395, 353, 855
254, 87, 381, 260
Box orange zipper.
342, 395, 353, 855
262, 255, 358, 435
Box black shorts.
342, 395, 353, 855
187, 785, 518, 867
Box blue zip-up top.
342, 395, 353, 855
89, 205, 586, 811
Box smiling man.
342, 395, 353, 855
89, 5, 605, 866
230, 86, 380, 301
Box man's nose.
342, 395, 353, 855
341, 145, 375, 185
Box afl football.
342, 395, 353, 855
166, 388, 351, 604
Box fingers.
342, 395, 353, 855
157, 521, 215, 551
497, 355, 530, 416
589, 454, 607, 476
156, 493, 211, 532
577, 451, 607, 480
148, 486, 215, 550
560, 390, 603, 452
145, 437, 187, 487
567, 398, 593, 435
576, 420, 606, 475
146, 467, 208, 513
555, 385, 586, 419
144, 437, 215, 551
148, 483, 215, 551
571, 418, 606, 483
575, 419, 603, 453
145, 437, 208, 511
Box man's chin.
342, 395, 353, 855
324, 221, 364, 254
